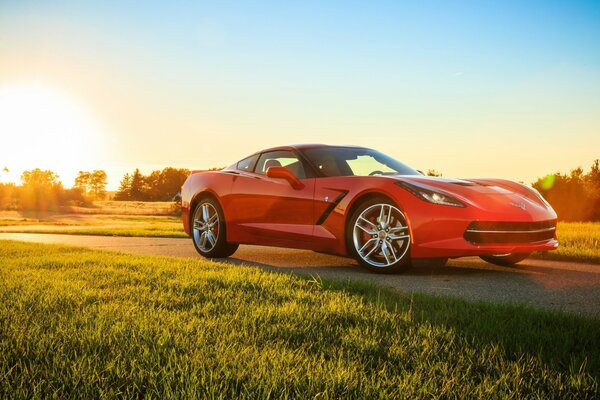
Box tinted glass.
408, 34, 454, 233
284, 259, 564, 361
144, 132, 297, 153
236, 154, 259, 172
255, 150, 306, 179
302, 147, 419, 177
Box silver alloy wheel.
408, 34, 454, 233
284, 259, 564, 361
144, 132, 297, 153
192, 202, 219, 253
352, 203, 410, 267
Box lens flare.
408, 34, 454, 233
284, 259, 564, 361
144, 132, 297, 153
539, 174, 556, 191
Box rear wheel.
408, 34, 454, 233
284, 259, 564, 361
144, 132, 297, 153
191, 197, 238, 258
480, 253, 530, 266
347, 198, 412, 273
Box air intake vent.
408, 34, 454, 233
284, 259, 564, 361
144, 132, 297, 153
464, 220, 556, 244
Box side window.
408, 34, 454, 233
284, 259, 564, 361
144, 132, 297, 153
236, 154, 259, 172
255, 150, 306, 179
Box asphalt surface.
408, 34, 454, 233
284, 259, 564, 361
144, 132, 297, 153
1, 232, 599, 318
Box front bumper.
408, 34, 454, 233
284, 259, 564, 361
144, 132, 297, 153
411, 236, 558, 258
410, 217, 559, 259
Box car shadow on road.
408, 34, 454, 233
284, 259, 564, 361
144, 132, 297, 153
218, 253, 506, 277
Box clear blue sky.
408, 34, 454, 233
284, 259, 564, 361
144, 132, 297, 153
1, 1, 599, 189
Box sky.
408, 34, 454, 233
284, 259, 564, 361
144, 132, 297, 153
0, 0, 599, 190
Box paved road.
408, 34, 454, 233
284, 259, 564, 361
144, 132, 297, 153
1, 232, 599, 318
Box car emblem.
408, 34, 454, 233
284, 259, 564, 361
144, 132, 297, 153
511, 202, 526, 210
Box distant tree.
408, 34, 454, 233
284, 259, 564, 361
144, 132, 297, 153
114, 167, 190, 201
159, 167, 189, 200
129, 169, 145, 200
584, 159, 600, 220
73, 170, 107, 200
586, 160, 600, 198
144, 170, 163, 201
74, 171, 92, 193
0, 183, 17, 210
90, 170, 108, 200
533, 160, 600, 221
426, 169, 442, 177
20, 168, 62, 211
21, 168, 60, 187
114, 173, 132, 200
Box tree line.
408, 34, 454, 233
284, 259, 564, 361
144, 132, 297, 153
114, 167, 190, 201
1, 161, 600, 221
532, 159, 600, 222
0, 169, 108, 211
0, 166, 191, 211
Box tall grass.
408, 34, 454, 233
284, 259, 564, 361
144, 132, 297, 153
1, 240, 598, 398
533, 222, 600, 264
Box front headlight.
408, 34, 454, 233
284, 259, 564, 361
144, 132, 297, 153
396, 181, 466, 207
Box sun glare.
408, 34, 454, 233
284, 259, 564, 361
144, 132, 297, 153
0, 83, 108, 186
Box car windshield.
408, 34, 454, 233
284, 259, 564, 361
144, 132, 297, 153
302, 147, 420, 177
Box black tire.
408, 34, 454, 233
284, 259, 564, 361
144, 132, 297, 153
346, 197, 412, 274
191, 197, 238, 258
479, 253, 530, 266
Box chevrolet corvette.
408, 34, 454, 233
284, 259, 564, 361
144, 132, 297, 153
181, 144, 558, 273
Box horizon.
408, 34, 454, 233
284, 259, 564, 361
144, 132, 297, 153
1, 148, 600, 192
1, 1, 599, 191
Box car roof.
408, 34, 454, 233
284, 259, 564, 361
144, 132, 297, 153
228, 144, 372, 170
259, 143, 369, 153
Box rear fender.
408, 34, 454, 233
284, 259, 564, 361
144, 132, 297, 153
181, 171, 235, 235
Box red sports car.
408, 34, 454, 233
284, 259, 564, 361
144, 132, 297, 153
181, 144, 558, 273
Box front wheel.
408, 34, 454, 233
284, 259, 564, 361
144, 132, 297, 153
480, 253, 530, 266
347, 198, 412, 273
191, 197, 238, 258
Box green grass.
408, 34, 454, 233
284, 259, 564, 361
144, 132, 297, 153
1, 241, 598, 398
2, 217, 600, 264
0, 215, 600, 264
532, 222, 600, 264
1, 226, 187, 238
0, 215, 187, 238
95, 215, 180, 222
0, 220, 93, 226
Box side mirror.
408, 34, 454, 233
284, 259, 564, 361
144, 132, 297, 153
266, 166, 304, 189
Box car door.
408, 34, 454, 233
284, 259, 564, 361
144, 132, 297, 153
226, 150, 316, 248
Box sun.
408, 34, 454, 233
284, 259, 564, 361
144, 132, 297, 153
0, 83, 108, 186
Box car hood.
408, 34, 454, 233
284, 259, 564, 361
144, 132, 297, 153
391, 175, 552, 215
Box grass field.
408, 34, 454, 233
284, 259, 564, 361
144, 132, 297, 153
0, 213, 186, 238
1, 208, 598, 264
533, 222, 600, 264
70, 200, 177, 215
1, 240, 598, 398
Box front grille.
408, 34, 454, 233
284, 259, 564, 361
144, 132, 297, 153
464, 220, 556, 244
